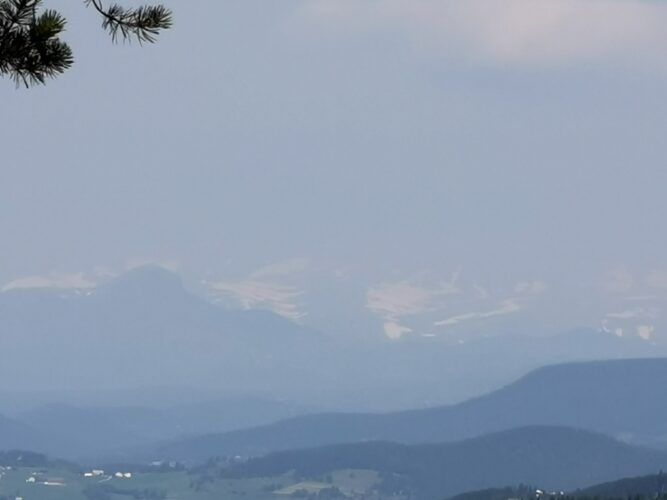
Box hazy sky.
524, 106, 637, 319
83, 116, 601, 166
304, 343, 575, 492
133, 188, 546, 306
3, 0, 667, 340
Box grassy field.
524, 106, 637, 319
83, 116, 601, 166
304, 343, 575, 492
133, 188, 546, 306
0, 465, 380, 500
0, 467, 88, 500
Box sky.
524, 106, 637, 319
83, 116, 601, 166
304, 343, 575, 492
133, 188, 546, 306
2, 0, 667, 341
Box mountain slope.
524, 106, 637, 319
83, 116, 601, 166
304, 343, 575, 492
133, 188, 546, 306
151, 358, 667, 461
218, 426, 667, 500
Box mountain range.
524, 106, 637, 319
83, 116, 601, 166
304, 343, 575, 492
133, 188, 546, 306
0, 266, 662, 413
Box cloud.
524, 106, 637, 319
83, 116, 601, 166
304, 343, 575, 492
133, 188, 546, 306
604, 306, 658, 321
206, 260, 310, 322
298, 0, 667, 68
208, 279, 306, 322
434, 299, 521, 327
428, 278, 542, 328
637, 324, 654, 341
2, 272, 97, 292
383, 321, 413, 340
366, 275, 461, 337
366, 274, 547, 337
366, 281, 458, 318
601, 306, 660, 340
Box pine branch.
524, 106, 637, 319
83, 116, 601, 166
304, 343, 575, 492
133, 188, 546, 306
0, 0, 73, 87
84, 0, 172, 43
0, 0, 172, 87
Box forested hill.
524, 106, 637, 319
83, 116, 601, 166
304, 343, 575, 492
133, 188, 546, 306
217, 426, 667, 500
447, 472, 667, 500
576, 471, 667, 498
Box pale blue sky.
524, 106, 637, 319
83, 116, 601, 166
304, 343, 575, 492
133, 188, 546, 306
2, 0, 667, 340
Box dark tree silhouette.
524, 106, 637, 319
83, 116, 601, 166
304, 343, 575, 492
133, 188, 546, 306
0, 0, 171, 87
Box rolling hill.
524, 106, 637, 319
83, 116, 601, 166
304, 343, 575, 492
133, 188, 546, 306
149, 358, 667, 462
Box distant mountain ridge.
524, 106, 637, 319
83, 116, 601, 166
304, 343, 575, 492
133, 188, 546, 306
148, 358, 667, 462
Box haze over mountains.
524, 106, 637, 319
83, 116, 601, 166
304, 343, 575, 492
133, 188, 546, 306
0, 266, 663, 413
0, 269, 666, 498
4, 2, 667, 499
2, 266, 667, 475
